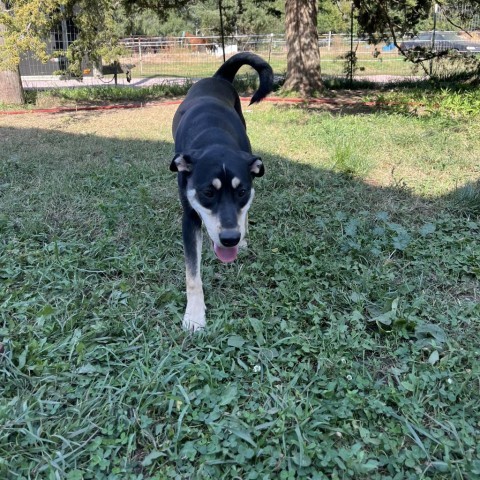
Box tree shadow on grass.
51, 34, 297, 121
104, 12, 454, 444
0, 123, 476, 324
1, 124, 479, 478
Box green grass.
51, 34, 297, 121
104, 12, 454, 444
372, 86, 480, 117
20, 83, 194, 109
1, 101, 479, 479
2, 75, 278, 111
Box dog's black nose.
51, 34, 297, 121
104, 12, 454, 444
219, 230, 241, 247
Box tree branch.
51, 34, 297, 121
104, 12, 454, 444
438, 4, 473, 37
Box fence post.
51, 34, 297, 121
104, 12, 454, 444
219, 0, 226, 62
138, 38, 143, 75
268, 33, 274, 63
349, 2, 354, 85
430, 3, 438, 76
328, 31, 332, 50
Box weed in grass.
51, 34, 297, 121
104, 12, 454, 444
447, 179, 480, 217
373, 85, 480, 118
331, 141, 372, 178
323, 76, 377, 90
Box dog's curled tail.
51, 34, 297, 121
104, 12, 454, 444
213, 52, 274, 105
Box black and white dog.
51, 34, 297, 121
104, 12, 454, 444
170, 52, 274, 331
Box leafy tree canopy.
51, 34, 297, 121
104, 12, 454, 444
172, 0, 284, 36
1, 0, 284, 74
1, 0, 479, 75
353, 0, 433, 44
353, 0, 480, 42
318, 0, 351, 34
1, 0, 128, 72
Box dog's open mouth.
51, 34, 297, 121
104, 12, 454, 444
213, 243, 239, 263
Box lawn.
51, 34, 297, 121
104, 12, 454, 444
1, 98, 479, 479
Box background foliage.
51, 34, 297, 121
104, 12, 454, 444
3, 0, 479, 70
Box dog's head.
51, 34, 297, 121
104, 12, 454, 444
170, 146, 264, 263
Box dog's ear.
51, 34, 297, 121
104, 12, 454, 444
249, 156, 264, 177
170, 154, 193, 173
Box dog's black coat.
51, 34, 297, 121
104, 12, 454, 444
170, 52, 273, 330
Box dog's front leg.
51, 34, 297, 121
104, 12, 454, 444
182, 210, 206, 331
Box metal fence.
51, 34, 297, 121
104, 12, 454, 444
117, 33, 416, 81
20, 32, 480, 90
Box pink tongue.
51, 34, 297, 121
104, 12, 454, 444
214, 243, 239, 263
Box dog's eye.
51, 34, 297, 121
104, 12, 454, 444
237, 189, 247, 198
203, 188, 215, 198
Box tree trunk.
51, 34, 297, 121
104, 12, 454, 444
0, 68, 25, 105
0, 0, 25, 105
283, 0, 323, 96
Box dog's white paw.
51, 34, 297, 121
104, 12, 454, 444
182, 298, 206, 332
